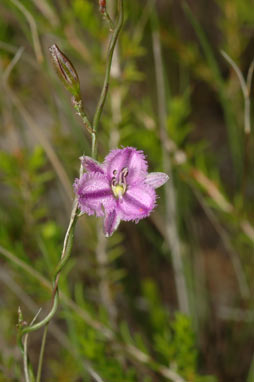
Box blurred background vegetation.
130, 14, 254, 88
1, 0, 254, 381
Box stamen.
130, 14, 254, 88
111, 167, 129, 199
111, 177, 117, 187
119, 167, 128, 193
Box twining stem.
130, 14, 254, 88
92, 0, 124, 139
72, 0, 123, 158
18, 198, 79, 336
18, 1, 124, 380
18, 196, 79, 382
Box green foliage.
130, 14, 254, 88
142, 279, 216, 381
167, 92, 193, 147
0, 146, 52, 226
0, 0, 254, 381
73, 0, 100, 37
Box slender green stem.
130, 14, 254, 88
103, 9, 114, 31
74, 0, 123, 159
18, 287, 59, 346
221, 51, 254, 195
23, 335, 30, 382
36, 324, 49, 382
247, 60, 254, 95
221, 50, 252, 134
99, 1, 114, 31
92, 0, 124, 135
91, 132, 97, 158
22, 309, 42, 382
72, 96, 94, 135
23, 348, 33, 382
17, 196, 79, 377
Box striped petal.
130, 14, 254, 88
119, 183, 156, 221
145, 172, 169, 189
80, 156, 104, 174
104, 209, 121, 237
74, 173, 115, 216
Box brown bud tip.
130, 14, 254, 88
99, 0, 106, 12
49, 44, 80, 97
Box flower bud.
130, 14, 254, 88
49, 44, 80, 97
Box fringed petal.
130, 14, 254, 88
103, 147, 148, 185
145, 172, 169, 189
104, 209, 121, 237
74, 173, 115, 216
80, 156, 104, 174
74, 148, 168, 237
119, 183, 156, 221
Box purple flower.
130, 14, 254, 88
74, 147, 169, 237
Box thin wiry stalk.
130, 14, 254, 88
221, 51, 247, 99
221, 50, 252, 134
94, 0, 123, 329
133, 0, 154, 43
22, 191, 79, 332
221, 51, 254, 196
109, 41, 121, 148
0, 41, 37, 69
99, 0, 114, 31
193, 190, 250, 300
2, 46, 24, 83
93, 0, 124, 328
36, 325, 49, 382
247, 60, 254, 95
86, 365, 106, 382
9, 0, 43, 63
92, 0, 124, 156
23, 309, 42, 382
30, 0, 59, 26
190, 168, 254, 243
23, 329, 31, 382
183, 2, 242, 172
151, 6, 190, 315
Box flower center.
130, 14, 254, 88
111, 167, 128, 199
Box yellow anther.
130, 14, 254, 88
112, 184, 125, 198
